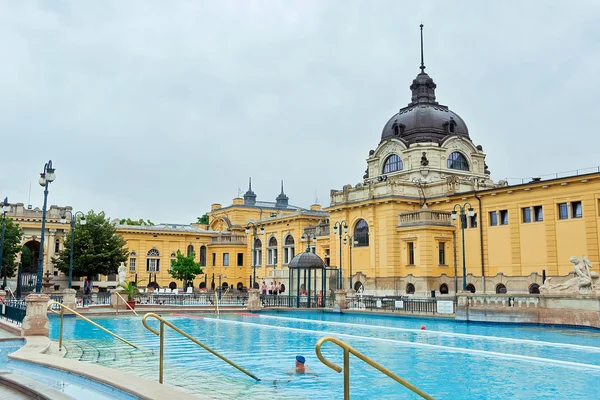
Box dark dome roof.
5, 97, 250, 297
380, 72, 470, 145
288, 251, 325, 269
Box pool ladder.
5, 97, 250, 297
47, 301, 138, 352
141, 312, 260, 383
316, 336, 434, 400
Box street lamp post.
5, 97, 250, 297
333, 221, 348, 290
36, 160, 56, 293
245, 222, 264, 290
300, 231, 317, 252
343, 233, 357, 290
0, 197, 12, 289
60, 211, 87, 289
451, 203, 475, 291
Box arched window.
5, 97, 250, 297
382, 154, 403, 174
199, 281, 206, 289
466, 284, 476, 293
354, 281, 364, 292
495, 283, 507, 294
267, 237, 278, 266
406, 283, 415, 294
146, 249, 160, 272
447, 152, 469, 171
169, 282, 177, 290
254, 239, 262, 266
187, 244, 194, 257
237, 282, 244, 291
440, 283, 449, 294
529, 283, 540, 294
283, 235, 295, 264
354, 219, 369, 247
199, 246, 206, 266
222, 282, 229, 289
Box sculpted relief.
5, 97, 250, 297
540, 256, 599, 294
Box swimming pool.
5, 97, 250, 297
49, 311, 600, 399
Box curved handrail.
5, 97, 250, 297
315, 336, 434, 400
114, 291, 139, 316
47, 301, 138, 351
141, 313, 260, 383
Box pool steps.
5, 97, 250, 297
0, 370, 72, 400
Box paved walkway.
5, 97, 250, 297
0, 384, 30, 399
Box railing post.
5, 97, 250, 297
22, 293, 50, 336
159, 320, 164, 384
59, 305, 64, 351
344, 348, 350, 400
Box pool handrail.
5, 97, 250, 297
114, 291, 139, 316
315, 336, 435, 400
47, 301, 138, 351
141, 312, 260, 383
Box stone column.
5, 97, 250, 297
22, 294, 50, 337
333, 290, 347, 311
246, 289, 263, 312
60, 288, 77, 314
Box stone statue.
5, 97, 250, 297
540, 256, 599, 294
118, 262, 127, 287
420, 152, 429, 166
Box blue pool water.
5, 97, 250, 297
48, 311, 600, 399
0, 340, 139, 399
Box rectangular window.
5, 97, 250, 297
534, 205, 543, 222
438, 242, 446, 265
489, 211, 498, 226
212, 253, 216, 267
223, 253, 229, 266
54, 240, 60, 253
500, 210, 509, 225
571, 201, 582, 218
469, 213, 478, 228
408, 242, 415, 265
522, 207, 531, 223
146, 259, 160, 272
129, 258, 136, 272
558, 203, 568, 220
237, 253, 244, 266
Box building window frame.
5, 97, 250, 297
469, 213, 478, 228
354, 219, 369, 247
211, 253, 216, 267
382, 154, 403, 174
571, 201, 582, 218
522, 207, 531, 223
438, 242, 446, 265
129, 258, 136, 272
407, 242, 415, 265
283, 234, 295, 265
500, 210, 509, 225
447, 151, 469, 171
267, 236, 278, 266
558, 203, 568, 220
146, 249, 160, 272
254, 238, 262, 266
489, 211, 498, 226
533, 205, 543, 222
223, 253, 229, 267
237, 253, 244, 267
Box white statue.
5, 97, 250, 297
540, 256, 599, 294
118, 262, 127, 287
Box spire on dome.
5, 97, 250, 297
409, 24, 438, 105
420, 24, 425, 73
275, 180, 289, 209
243, 177, 257, 205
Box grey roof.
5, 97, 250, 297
288, 251, 326, 269
116, 223, 215, 234
380, 71, 470, 145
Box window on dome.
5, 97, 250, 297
382, 154, 403, 174
447, 152, 469, 171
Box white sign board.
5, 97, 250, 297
437, 300, 454, 314
394, 300, 404, 309
376, 300, 382, 308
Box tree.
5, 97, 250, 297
53, 210, 128, 280
168, 250, 203, 288
1, 219, 23, 279
119, 218, 155, 226
20, 245, 32, 271
196, 214, 209, 224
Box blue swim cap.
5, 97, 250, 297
296, 355, 305, 364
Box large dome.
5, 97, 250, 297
380, 72, 470, 145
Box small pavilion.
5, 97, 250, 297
288, 249, 334, 308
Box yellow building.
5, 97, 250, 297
6, 46, 599, 298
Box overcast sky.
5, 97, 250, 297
1, 1, 599, 224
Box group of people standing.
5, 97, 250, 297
261, 280, 285, 295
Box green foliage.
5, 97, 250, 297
20, 245, 32, 271
119, 280, 139, 301
53, 210, 128, 279
119, 218, 155, 226
168, 250, 203, 286
196, 214, 209, 225
1, 219, 23, 279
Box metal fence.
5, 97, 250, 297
135, 292, 248, 307
77, 293, 112, 307
346, 296, 455, 315
49, 295, 63, 311
1, 299, 27, 326
261, 295, 334, 308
